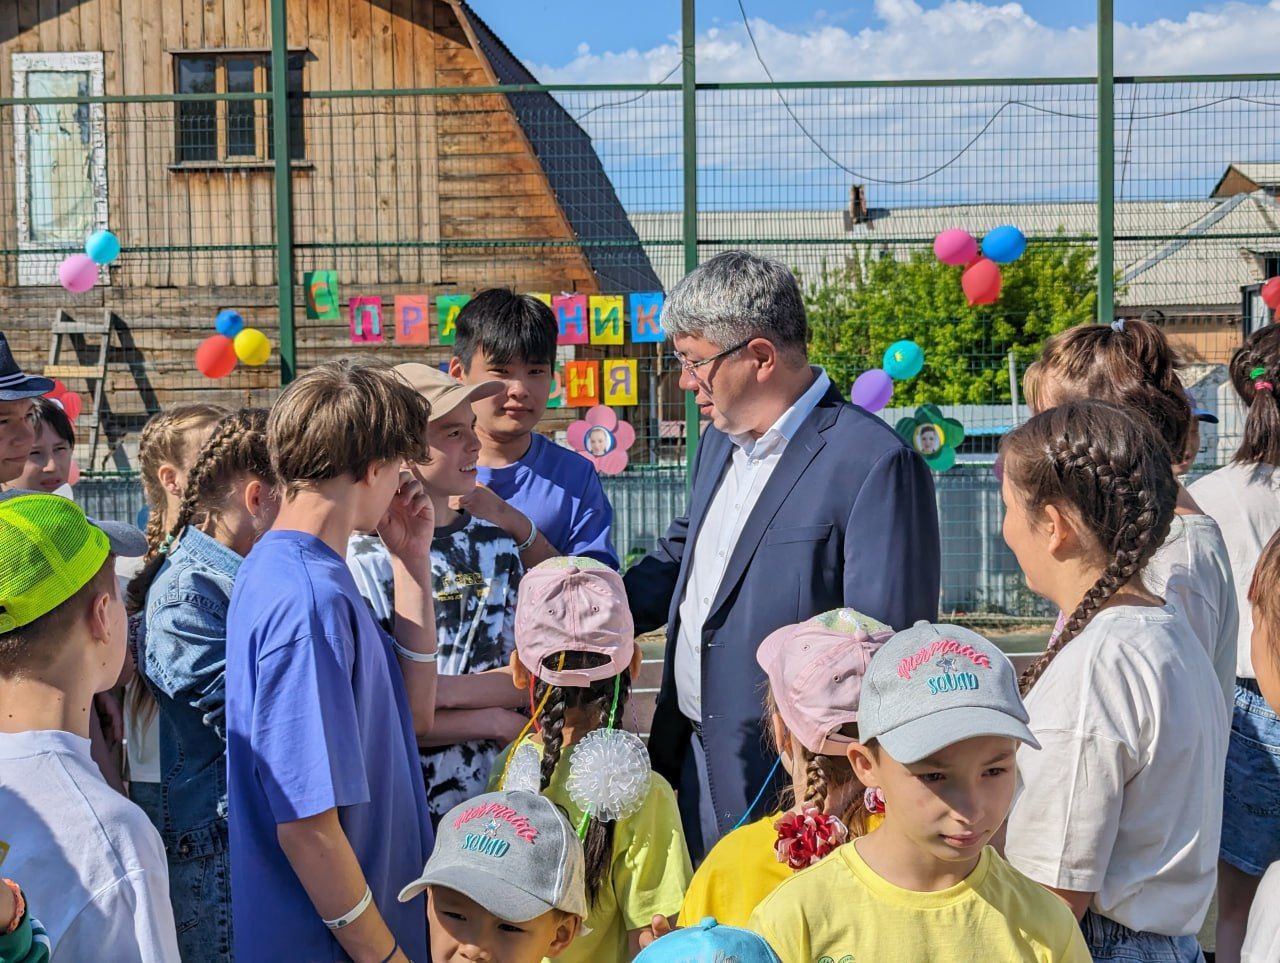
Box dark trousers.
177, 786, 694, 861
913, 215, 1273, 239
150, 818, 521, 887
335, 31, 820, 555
677, 728, 721, 866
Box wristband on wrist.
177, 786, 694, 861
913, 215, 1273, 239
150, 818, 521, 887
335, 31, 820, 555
393, 640, 438, 664
379, 941, 401, 963
2, 879, 25, 936
514, 515, 538, 552
322, 885, 373, 930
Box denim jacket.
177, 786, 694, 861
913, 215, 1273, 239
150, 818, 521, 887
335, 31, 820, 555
140, 526, 240, 860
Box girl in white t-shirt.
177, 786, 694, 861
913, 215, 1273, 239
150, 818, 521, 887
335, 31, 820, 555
999, 400, 1228, 963
1189, 324, 1280, 963
1030, 317, 1238, 707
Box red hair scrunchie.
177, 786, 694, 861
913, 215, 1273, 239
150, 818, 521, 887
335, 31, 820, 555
773, 805, 849, 871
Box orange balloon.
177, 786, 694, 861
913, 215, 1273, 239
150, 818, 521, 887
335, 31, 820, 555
962, 257, 1002, 306
195, 335, 237, 379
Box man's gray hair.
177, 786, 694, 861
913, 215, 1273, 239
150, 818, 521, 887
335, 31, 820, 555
662, 251, 808, 352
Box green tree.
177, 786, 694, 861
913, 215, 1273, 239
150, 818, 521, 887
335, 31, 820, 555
804, 240, 1099, 406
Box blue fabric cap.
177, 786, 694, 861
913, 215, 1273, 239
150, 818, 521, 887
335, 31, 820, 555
0, 331, 54, 400
635, 917, 782, 963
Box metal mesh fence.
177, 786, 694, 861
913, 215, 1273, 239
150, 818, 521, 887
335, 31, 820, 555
4, 72, 1279, 616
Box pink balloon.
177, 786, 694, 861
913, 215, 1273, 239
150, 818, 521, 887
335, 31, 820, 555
962, 257, 1003, 306
934, 229, 978, 266
850, 369, 894, 413
58, 254, 99, 293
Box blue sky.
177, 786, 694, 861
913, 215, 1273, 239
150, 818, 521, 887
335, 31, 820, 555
478, 0, 1280, 80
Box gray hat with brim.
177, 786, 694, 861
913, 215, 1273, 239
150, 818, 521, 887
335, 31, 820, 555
0, 489, 146, 557
876, 704, 1039, 765
400, 861, 559, 924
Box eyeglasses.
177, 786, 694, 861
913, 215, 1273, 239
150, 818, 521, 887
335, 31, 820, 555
670, 339, 753, 374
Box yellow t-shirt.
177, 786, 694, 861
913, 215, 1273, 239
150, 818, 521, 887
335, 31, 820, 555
677, 811, 885, 929
489, 738, 693, 963
747, 839, 1091, 963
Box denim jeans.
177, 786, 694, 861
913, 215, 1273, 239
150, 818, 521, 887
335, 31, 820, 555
1221, 680, 1280, 876
170, 827, 233, 962
1081, 911, 1205, 962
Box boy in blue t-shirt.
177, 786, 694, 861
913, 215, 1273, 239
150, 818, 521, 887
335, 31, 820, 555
225, 360, 439, 963
447, 289, 619, 568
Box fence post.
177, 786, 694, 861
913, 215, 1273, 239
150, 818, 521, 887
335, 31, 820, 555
270, 0, 297, 385
681, 0, 699, 479
1096, 0, 1115, 326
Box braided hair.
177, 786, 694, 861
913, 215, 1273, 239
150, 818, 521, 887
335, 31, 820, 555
1036, 318, 1192, 464
1000, 400, 1178, 693
1229, 324, 1280, 466
531, 650, 633, 906
127, 409, 274, 616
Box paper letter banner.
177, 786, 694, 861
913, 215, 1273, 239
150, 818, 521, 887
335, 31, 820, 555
530, 292, 552, 307
563, 360, 600, 407
436, 295, 469, 346
546, 365, 565, 409
589, 295, 625, 346
349, 297, 384, 344
630, 292, 665, 343
553, 294, 588, 345
603, 359, 638, 406
395, 295, 431, 345
304, 270, 341, 321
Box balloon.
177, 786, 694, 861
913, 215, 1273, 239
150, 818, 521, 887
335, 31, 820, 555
933, 229, 977, 266
60, 392, 83, 422
234, 328, 271, 366
883, 340, 925, 381
215, 309, 245, 338
962, 258, 1002, 306
850, 369, 894, 413
58, 254, 98, 293
195, 335, 238, 379
68, 461, 81, 486
981, 225, 1027, 264
1262, 277, 1280, 311
84, 229, 121, 265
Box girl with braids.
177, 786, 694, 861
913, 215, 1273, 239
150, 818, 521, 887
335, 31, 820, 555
122, 403, 226, 832
673, 609, 889, 929
131, 408, 278, 961
1000, 400, 1228, 962
1187, 323, 1280, 963
490, 557, 692, 962
1032, 317, 1238, 705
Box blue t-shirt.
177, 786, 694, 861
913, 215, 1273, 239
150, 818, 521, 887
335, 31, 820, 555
225, 531, 432, 962
476, 432, 619, 568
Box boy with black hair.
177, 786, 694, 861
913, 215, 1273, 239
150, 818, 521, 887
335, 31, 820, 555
0, 492, 179, 961
226, 359, 439, 963
448, 289, 619, 569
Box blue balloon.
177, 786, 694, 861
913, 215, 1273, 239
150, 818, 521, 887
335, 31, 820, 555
84, 229, 120, 266
215, 309, 245, 339
981, 225, 1027, 264
883, 340, 925, 381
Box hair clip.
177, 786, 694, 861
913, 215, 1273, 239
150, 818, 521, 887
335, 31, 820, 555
158, 533, 177, 556
1110, 319, 1126, 333
1251, 366, 1267, 380
1256, 380, 1275, 394
864, 786, 886, 814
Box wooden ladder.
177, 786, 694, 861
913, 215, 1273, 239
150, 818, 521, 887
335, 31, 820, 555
44, 308, 112, 469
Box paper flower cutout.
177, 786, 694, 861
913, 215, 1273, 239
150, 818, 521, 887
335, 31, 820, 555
895, 404, 965, 472
567, 406, 635, 475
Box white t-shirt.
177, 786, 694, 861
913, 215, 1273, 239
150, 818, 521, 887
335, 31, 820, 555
1242, 862, 1280, 963
0, 730, 179, 961
1189, 462, 1280, 679
1143, 513, 1238, 707
1005, 605, 1228, 936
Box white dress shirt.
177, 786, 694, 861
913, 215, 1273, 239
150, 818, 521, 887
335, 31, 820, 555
674, 368, 831, 721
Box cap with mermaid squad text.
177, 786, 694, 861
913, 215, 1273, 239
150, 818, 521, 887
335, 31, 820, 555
857, 621, 1039, 764
398, 789, 588, 922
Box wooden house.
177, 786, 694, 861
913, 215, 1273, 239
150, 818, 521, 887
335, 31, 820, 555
0, 0, 662, 468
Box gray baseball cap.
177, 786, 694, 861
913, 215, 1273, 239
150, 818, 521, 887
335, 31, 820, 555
857, 621, 1040, 763
398, 789, 588, 922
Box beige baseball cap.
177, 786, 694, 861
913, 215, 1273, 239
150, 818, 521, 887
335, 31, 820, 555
394, 362, 504, 421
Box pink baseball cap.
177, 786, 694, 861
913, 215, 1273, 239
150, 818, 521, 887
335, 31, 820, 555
756, 608, 894, 757
515, 557, 635, 687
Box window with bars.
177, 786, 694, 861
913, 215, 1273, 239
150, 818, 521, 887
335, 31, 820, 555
174, 52, 305, 164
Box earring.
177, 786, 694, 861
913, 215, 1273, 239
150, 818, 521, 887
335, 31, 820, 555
864, 786, 886, 814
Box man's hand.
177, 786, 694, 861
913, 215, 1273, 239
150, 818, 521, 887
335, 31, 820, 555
377, 466, 435, 566
451, 484, 527, 539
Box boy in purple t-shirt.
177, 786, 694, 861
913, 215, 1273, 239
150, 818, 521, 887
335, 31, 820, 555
447, 289, 619, 569
226, 361, 439, 963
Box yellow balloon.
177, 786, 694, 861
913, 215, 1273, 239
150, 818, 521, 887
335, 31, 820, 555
234, 327, 271, 366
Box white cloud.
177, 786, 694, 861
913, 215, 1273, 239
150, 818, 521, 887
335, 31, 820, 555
528, 1, 1280, 82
